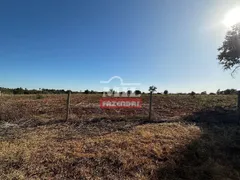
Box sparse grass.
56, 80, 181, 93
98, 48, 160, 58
0, 95, 239, 179
0, 122, 200, 179
0, 94, 237, 122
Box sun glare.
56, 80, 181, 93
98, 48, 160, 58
223, 7, 240, 27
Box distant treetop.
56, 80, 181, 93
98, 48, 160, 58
149, 86, 157, 92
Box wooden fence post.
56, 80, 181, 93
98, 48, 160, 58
149, 91, 153, 121
66, 91, 71, 121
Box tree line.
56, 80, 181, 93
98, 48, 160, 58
0, 87, 74, 95
0, 87, 238, 95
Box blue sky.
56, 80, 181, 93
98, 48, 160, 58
0, 0, 240, 93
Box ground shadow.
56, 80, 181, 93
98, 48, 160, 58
157, 106, 240, 180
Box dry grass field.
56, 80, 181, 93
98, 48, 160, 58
0, 94, 240, 179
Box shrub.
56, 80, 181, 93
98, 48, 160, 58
190, 91, 196, 96
36, 94, 44, 99
84, 90, 90, 94
134, 90, 141, 95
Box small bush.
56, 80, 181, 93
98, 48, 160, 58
190, 91, 196, 96
36, 94, 44, 99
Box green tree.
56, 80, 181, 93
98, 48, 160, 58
164, 90, 168, 95
13, 87, 24, 94
127, 90, 132, 96
134, 90, 141, 95
149, 86, 157, 93
217, 23, 240, 76
190, 91, 196, 96
201, 91, 207, 95
84, 89, 90, 94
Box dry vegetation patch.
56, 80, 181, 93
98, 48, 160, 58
0, 95, 239, 179
0, 121, 200, 179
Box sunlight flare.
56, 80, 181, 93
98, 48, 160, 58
223, 7, 240, 27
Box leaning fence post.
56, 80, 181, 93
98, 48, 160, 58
149, 91, 153, 121
66, 91, 71, 121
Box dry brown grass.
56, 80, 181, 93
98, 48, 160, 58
0, 94, 236, 122
0, 121, 200, 179
0, 94, 239, 179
